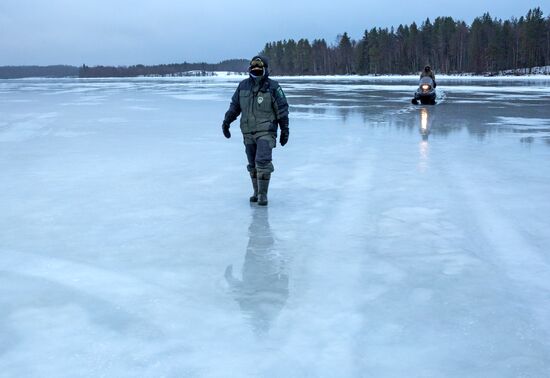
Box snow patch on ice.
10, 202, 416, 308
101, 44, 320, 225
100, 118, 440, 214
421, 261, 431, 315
3, 99, 33, 103
170, 93, 224, 101
290, 111, 341, 120
126, 105, 159, 111
0, 113, 59, 142
98, 117, 129, 124
493, 117, 550, 128
291, 103, 362, 109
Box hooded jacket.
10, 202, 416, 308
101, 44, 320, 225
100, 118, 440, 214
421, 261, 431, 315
420, 69, 436, 87
224, 56, 289, 135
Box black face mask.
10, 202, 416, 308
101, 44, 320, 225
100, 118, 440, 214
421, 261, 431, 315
250, 68, 264, 78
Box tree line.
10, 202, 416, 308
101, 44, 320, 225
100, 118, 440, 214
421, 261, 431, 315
261, 7, 550, 75
78, 59, 248, 78
0, 60, 249, 79
0, 65, 79, 79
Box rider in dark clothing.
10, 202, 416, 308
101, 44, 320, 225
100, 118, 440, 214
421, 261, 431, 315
420, 65, 436, 88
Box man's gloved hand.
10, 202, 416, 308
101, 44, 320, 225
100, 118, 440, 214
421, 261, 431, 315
222, 121, 231, 139
278, 117, 289, 146
280, 128, 289, 146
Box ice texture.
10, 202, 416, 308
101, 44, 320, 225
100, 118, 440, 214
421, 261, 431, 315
1, 76, 550, 377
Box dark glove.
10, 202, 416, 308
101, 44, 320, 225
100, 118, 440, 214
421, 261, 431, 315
279, 128, 289, 146
222, 121, 231, 139
278, 118, 289, 146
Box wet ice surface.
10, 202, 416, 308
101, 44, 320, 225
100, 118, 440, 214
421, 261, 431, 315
1, 76, 550, 377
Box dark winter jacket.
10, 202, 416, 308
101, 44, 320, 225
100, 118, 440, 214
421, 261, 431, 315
224, 56, 289, 135
420, 70, 437, 88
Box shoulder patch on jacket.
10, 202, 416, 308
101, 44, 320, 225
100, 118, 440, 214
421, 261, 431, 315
276, 86, 286, 99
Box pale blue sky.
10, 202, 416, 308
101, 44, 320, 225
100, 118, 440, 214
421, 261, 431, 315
0, 0, 546, 65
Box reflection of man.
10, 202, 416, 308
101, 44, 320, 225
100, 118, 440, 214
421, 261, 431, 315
225, 208, 289, 335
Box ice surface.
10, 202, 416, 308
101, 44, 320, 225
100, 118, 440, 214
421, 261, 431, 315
1, 77, 550, 377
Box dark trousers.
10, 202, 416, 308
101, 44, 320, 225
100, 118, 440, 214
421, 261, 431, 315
244, 133, 275, 175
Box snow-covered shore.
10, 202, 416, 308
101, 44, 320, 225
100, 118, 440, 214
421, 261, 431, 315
166, 71, 550, 82
3, 71, 549, 81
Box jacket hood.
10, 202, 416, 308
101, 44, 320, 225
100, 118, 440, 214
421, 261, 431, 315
249, 55, 270, 79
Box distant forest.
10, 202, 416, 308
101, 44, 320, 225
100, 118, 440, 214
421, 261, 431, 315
0, 60, 248, 79
0, 65, 79, 79
261, 7, 550, 75
78, 59, 248, 78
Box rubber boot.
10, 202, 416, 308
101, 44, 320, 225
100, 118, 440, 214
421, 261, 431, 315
257, 173, 270, 206
249, 171, 258, 202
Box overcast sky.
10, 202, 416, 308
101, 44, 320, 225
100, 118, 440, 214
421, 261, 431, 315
0, 0, 546, 66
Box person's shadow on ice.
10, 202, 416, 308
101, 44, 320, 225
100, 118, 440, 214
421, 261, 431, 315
225, 208, 289, 335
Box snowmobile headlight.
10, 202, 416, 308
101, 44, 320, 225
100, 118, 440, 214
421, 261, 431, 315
421, 84, 431, 91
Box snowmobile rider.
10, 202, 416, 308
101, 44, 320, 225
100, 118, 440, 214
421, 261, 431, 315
420, 65, 436, 88
221, 56, 289, 206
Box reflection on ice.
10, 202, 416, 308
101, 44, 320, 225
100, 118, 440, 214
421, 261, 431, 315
418, 139, 429, 173
225, 208, 289, 336
420, 107, 430, 141
418, 108, 431, 172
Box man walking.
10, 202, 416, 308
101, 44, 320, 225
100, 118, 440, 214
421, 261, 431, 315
222, 56, 289, 206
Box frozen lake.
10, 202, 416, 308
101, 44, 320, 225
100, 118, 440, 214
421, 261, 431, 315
1, 76, 550, 377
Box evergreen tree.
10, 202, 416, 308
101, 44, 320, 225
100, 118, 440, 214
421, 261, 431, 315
337, 32, 354, 74
296, 39, 313, 75
355, 31, 370, 74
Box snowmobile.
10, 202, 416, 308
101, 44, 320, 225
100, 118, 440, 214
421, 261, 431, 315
412, 77, 437, 105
